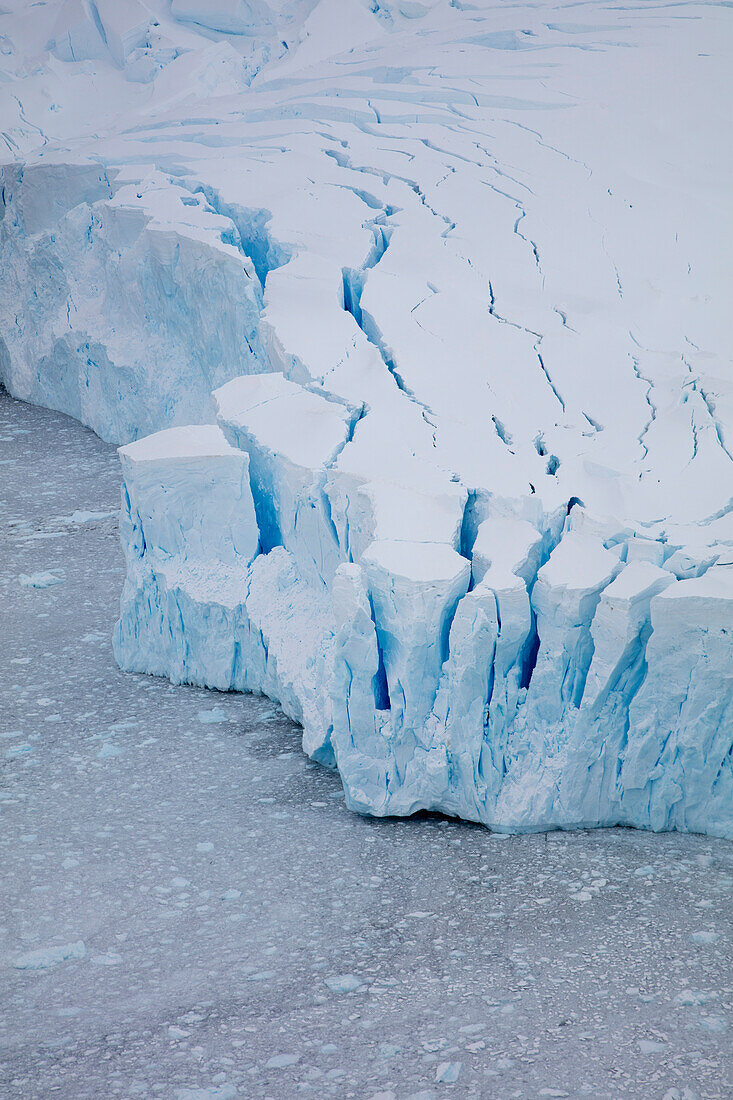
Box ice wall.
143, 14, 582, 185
3, 0, 732, 837
114, 380, 733, 838
0, 164, 276, 442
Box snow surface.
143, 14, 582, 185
1, 0, 732, 834
2, 389, 732, 1100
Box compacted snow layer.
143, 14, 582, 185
1, 0, 732, 835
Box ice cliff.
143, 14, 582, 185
1, 0, 732, 836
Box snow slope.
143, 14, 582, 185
1, 0, 732, 835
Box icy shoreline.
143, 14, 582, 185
2, 387, 732, 1100
112, 394, 733, 837
1, 0, 731, 837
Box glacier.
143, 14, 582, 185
1, 0, 732, 837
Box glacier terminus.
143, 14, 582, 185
1, 0, 732, 837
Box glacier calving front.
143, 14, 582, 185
1, 0, 732, 836
113, 377, 733, 837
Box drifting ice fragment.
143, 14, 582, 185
19, 571, 64, 589
14, 941, 87, 969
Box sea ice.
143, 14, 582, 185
19, 572, 63, 589
14, 941, 87, 970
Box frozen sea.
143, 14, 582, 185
1, 386, 731, 1099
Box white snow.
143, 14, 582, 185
1, 0, 731, 836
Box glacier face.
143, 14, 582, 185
112, 397, 733, 836
1, 0, 732, 836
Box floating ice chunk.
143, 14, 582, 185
14, 940, 86, 969
675, 990, 716, 1006
175, 1086, 237, 1100
91, 952, 123, 966
699, 1015, 727, 1033
19, 571, 63, 589
97, 742, 124, 759
325, 974, 363, 993
5, 743, 33, 757
435, 1061, 462, 1083
197, 707, 228, 724
67, 509, 117, 524
690, 931, 720, 946
265, 1054, 301, 1068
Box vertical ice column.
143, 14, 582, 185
114, 424, 261, 689
214, 373, 353, 588
471, 516, 547, 755
418, 575, 500, 821
553, 561, 674, 827
581, 561, 674, 717
621, 566, 733, 835
329, 563, 389, 813
359, 539, 471, 798
525, 532, 621, 725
